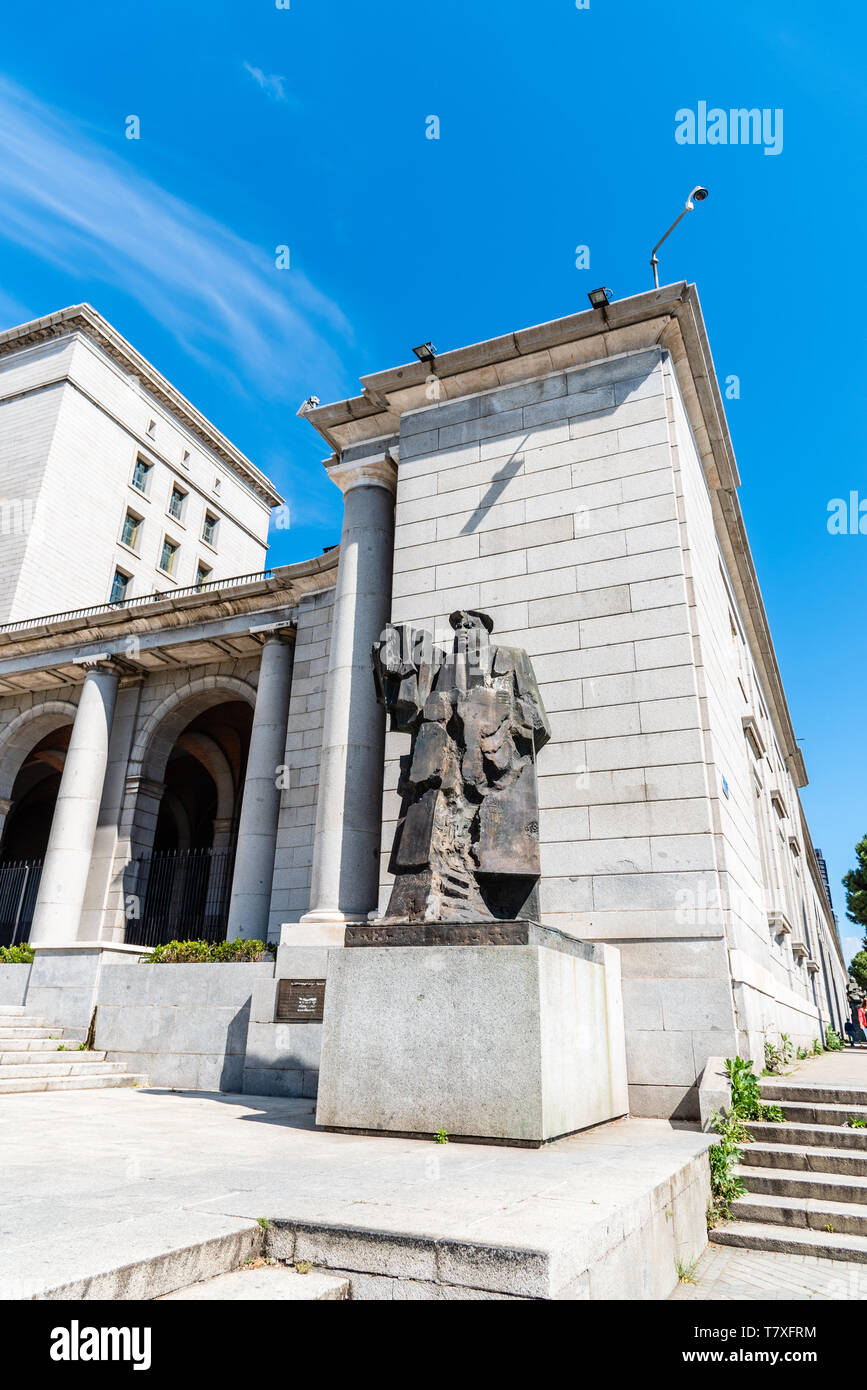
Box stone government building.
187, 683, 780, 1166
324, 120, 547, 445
0, 286, 847, 1120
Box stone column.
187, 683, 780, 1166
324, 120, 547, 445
29, 659, 121, 945
226, 628, 295, 941
299, 450, 397, 938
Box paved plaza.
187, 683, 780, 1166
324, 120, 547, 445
671, 1242, 867, 1300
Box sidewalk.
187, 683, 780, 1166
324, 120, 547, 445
783, 1044, 867, 1086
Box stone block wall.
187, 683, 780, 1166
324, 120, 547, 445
0, 962, 31, 1006
268, 585, 336, 933
379, 342, 843, 1117
95, 961, 275, 1091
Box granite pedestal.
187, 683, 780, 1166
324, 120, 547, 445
315, 922, 629, 1146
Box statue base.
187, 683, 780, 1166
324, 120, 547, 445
315, 923, 629, 1147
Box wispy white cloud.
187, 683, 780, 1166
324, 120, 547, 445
0, 77, 350, 400
244, 63, 288, 104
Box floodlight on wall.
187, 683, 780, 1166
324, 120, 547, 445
412, 342, 437, 363
649, 186, 709, 288
587, 287, 613, 309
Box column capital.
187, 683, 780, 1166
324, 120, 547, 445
124, 775, 166, 802
325, 450, 398, 498
250, 623, 295, 646
75, 654, 126, 677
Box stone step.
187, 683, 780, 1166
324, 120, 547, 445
712, 1219, 867, 1264
732, 1190, 867, 1238
0, 1006, 26, 1016
776, 1100, 867, 1128
0, 1037, 82, 1053
1, 1211, 263, 1300
0, 1060, 124, 1079
160, 1264, 350, 1301
745, 1142, 867, 1178
0, 1072, 145, 1094
0, 1026, 55, 1039
747, 1120, 867, 1151
736, 1163, 867, 1206
0, 1049, 107, 1065
761, 1080, 867, 1107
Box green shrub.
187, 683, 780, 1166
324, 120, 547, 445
763, 1039, 783, 1074
144, 938, 277, 964
812, 1038, 823, 1055
708, 1111, 747, 1222
796, 1046, 808, 1060
779, 1032, 794, 1064
0, 943, 34, 964
848, 1116, 867, 1129
708, 1055, 785, 1227
725, 1055, 784, 1123
825, 1026, 844, 1052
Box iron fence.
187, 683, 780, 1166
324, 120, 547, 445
0, 859, 43, 947
123, 848, 235, 948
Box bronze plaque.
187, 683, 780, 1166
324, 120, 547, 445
276, 978, 326, 1023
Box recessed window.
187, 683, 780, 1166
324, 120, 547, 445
181, 450, 191, 468
131, 457, 152, 494
159, 538, 179, 576
120, 510, 143, 550
213, 475, 222, 495
146, 419, 157, 437
110, 569, 131, 603
195, 561, 212, 590
202, 511, 219, 547
168, 485, 187, 522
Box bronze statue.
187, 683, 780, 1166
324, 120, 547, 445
373, 609, 551, 922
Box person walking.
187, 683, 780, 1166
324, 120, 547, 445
845, 1018, 856, 1047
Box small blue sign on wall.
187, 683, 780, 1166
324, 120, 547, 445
722, 776, 730, 798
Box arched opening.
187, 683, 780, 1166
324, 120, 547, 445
0, 722, 72, 944
126, 698, 253, 946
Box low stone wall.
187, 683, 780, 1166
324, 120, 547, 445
243, 944, 330, 1098
0, 963, 31, 1007
95, 962, 275, 1092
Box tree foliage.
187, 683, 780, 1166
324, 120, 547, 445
843, 835, 867, 932
850, 950, 867, 993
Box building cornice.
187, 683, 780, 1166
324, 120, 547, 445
0, 552, 338, 685
0, 305, 282, 508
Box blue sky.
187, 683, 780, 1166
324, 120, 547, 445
1, 0, 864, 948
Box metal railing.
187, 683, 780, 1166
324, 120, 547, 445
123, 848, 235, 948
0, 571, 275, 636
0, 858, 43, 947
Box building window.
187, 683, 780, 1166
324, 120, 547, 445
181, 450, 191, 468
131, 458, 152, 494
213, 476, 222, 496
195, 562, 212, 590
168, 485, 187, 521
159, 538, 179, 576
202, 511, 219, 547
110, 569, 131, 603
121, 510, 143, 550
146, 419, 157, 437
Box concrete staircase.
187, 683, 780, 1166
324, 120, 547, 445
0, 1007, 145, 1094
713, 1073, 867, 1263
